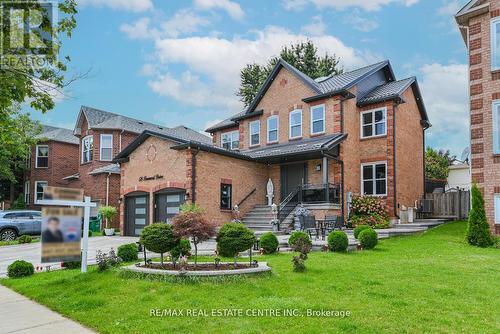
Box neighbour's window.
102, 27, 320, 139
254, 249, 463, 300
221, 130, 239, 150
495, 194, 500, 224
249, 120, 260, 146
82, 135, 93, 163
34, 181, 48, 203
35, 145, 48, 168
100, 134, 113, 161
289, 109, 302, 139
220, 184, 232, 210
494, 101, 500, 154
24, 181, 30, 205
492, 18, 500, 70
361, 108, 386, 139
311, 104, 325, 135
267, 116, 279, 143
361, 162, 387, 196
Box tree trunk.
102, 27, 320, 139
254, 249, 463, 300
194, 238, 198, 268
234, 255, 237, 266
160, 252, 163, 265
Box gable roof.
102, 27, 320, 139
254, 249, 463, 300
37, 125, 79, 145
455, 0, 490, 42
74, 105, 211, 144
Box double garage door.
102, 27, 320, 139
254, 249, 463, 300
125, 190, 185, 236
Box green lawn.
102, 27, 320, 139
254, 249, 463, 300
0, 237, 40, 247
2, 221, 499, 334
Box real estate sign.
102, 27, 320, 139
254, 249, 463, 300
41, 207, 82, 263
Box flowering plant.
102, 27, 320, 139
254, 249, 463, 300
349, 196, 389, 228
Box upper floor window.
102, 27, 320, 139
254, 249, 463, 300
82, 135, 93, 163
100, 134, 113, 161
35, 145, 48, 168
311, 104, 325, 135
249, 120, 260, 146
267, 116, 279, 143
361, 162, 387, 196
492, 18, 500, 70
289, 109, 302, 139
34, 181, 48, 203
493, 100, 500, 154
221, 130, 239, 150
361, 108, 386, 139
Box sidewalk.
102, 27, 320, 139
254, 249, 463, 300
0, 285, 95, 334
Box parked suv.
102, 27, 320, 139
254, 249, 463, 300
0, 210, 42, 241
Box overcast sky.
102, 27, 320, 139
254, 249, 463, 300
32, 0, 470, 157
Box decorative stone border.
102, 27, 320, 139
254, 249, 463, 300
122, 262, 272, 277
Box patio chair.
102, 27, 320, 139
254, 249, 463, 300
300, 215, 318, 240
324, 215, 344, 235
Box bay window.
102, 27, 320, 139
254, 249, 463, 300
267, 116, 279, 143
361, 108, 387, 139
82, 136, 93, 163
311, 104, 325, 135
289, 109, 302, 139
361, 162, 387, 196
221, 130, 239, 150
249, 120, 260, 146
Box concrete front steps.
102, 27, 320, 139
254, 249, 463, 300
242, 205, 285, 235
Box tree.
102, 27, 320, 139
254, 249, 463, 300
466, 184, 493, 247
140, 223, 179, 265
425, 147, 454, 180
172, 205, 218, 266
0, 0, 78, 181
98, 206, 118, 230
216, 222, 256, 265
237, 40, 343, 106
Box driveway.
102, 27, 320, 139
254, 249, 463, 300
0, 236, 138, 277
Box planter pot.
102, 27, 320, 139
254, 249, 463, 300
104, 228, 115, 236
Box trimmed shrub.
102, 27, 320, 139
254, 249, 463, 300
291, 234, 312, 272
260, 232, 279, 254
7, 260, 34, 278
327, 231, 348, 252
117, 243, 139, 262
216, 222, 256, 265
62, 261, 81, 269
288, 231, 310, 246
170, 239, 192, 260
466, 184, 494, 247
354, 224, 371, 239
17, 235, 32, 244
359, 228, 378, 250
140, 223, 179, 264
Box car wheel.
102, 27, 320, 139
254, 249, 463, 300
0, 229, 17, 241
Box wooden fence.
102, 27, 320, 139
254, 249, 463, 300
423, 189, 470, 219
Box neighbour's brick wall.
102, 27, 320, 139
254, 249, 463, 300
465, 1, 500, 234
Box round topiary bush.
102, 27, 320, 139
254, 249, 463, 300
288, 231, 310, 246
17, 235, 32, 244
7, 260, 34, 278
327, 231, 348, 252
259, 232, 279, 254
216, 222, 256, 264
358, 228, 378, 250
117, 243, 139, 262
170, 238, 192, 259
354, 224, 371, 239
140, 223, 179, 264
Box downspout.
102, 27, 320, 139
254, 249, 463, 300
190, 148, 199, 203
393, 103, 398, 218
106, 172, 110, 206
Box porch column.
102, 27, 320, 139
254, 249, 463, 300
323, 157, 329, 202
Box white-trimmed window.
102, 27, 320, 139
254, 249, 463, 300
34, 181, 48, 203
492, 18, 500, 70
495, 194, 500, 225
35, 145, 48, 168
361, 162, 387, 196
494, 100, 500, 154
310, 104, 325, 135
289, 109, 302, 139
249, 120, 260, 146
24, 181, 30, 205
361, 107, 387, 139
100, 134, 113, 161
267, 116, 279, 143
82, 135, 93, 163
221, 130, 239, 150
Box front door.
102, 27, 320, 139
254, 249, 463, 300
155, 190, 186, 224
280, 163, 307, 199
125, 194, 149, 236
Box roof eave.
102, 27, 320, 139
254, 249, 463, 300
230, 109, 263, 122
302, 90, 355, 103
171, 142, 256, 162
455, 2, 490, 43
205, 123, 239, 133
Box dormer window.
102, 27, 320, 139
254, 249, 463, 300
361, 107, 387, 139
492, 18, 500, 71
82, 135, 93, 163
221, 130, 239, 150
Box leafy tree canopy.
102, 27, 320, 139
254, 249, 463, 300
425, 147, 454, 180
237, 40, 343, 107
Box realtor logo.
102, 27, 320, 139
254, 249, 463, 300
0, 1, 57, 69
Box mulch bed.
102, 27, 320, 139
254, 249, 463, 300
139, 263, 255, 271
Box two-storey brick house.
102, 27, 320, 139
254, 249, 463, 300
25, 125, 80, 209
115, 59, 429, 236
456, 0, 500, 234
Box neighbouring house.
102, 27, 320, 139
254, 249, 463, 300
446, 162, 471, 191
25, 125, 80, 209
115, 59, 430, 236
456, 0, 500, 234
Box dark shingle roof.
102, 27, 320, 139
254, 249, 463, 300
89, 163, 120, 175
205, 110, 246, 133
38, 125, 79, 145
357, 77, 415, 106
76, 106, 211, 144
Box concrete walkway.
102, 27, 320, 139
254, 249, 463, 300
0, 285, 95, 334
